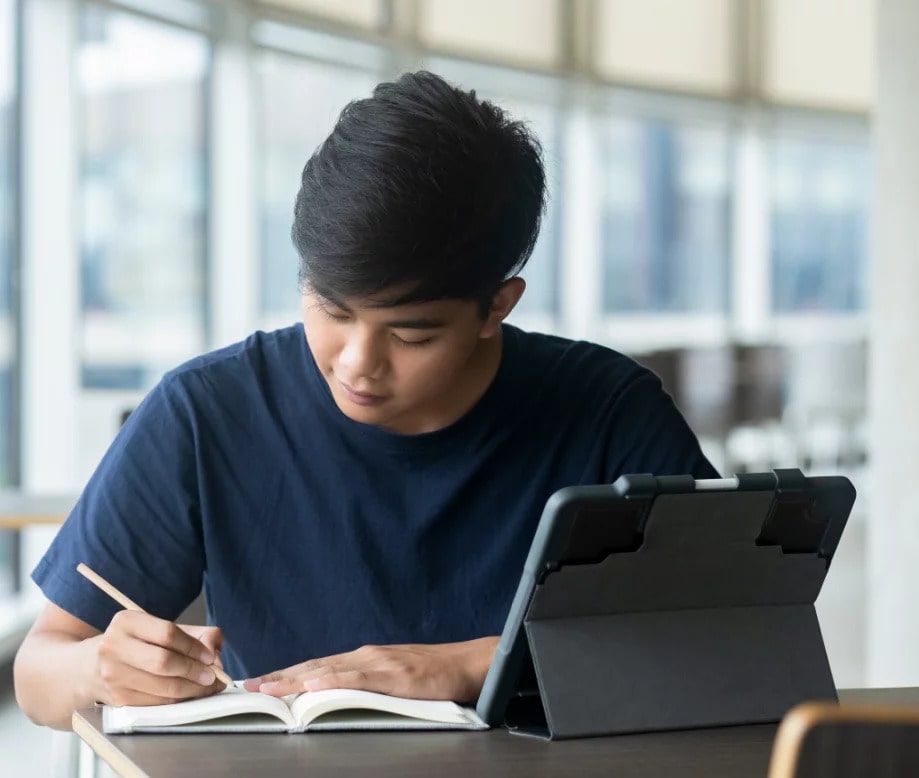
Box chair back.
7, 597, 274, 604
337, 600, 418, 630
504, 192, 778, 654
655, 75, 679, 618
769, 702, 919, 778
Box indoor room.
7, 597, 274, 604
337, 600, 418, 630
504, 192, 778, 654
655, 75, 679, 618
0, 0, 916, 775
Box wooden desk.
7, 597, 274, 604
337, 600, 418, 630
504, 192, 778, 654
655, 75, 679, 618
0, 493, 74, 529
72, 688, 919, 778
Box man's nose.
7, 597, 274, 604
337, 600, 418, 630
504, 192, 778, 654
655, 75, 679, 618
338, 330, 385, 379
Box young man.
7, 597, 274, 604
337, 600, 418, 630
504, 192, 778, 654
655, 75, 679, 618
14, 71, 716, 730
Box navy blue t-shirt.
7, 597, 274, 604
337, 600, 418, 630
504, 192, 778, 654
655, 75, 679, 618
33, 323, 716, 678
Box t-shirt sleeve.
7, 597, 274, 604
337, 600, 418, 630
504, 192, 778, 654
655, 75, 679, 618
31, 374, 205, 631
604, 368, 720, 481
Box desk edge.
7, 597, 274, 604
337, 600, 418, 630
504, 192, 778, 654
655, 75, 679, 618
73, 710, 151, 778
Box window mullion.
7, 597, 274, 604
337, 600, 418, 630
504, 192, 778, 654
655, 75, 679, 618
209, 3, 259, 348
20, 0, 80, 492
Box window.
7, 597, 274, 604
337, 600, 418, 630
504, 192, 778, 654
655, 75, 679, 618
0, 0, 17, 597
601, 117, 732, 314
257, 50, 381, 327
770, 136, 870, 312
0, 0, 15, 487
77, 5, 209, 389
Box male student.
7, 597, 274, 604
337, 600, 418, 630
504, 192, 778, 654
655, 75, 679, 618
14, 71, 717, 730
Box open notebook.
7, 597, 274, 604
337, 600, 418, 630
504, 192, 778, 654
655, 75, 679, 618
102, 685, 489, 734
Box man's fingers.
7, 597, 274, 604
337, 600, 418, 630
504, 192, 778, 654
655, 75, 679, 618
250, 667, 338, 696
243, 649, 364, 692
255, 666, 380, 697
241, 669, 291, 692
244, 646, 382, 695
121, 613, 214, 665
103, 660, 224, 704
178, 624, 225, 655
119, 635, 219, 687
251, 676, 303, 696
264, 654, 347, 680
252, 665, 341, 696
242, 662, 329, 692
98, 614, 229, 707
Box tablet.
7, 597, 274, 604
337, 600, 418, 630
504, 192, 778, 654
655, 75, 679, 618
475, 469, 856, 730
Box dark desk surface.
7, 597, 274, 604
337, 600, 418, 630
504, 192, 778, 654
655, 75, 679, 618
73, 688, 919, 778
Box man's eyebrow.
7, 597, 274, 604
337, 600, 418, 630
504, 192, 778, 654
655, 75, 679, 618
319, 295, 351, 311
383, 317, 447, 329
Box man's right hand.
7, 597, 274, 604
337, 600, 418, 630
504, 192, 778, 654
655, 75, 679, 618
94, 610, 226, 707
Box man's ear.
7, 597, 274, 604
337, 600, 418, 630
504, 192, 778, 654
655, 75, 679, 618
480, 278, 526, 338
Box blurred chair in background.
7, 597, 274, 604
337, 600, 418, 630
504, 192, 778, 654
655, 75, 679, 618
677, 344, 734, 442
768, 702, 919, 778
722, 343, 792, 474
634, 341, 867, 478
731, 344, 786, 427
633, 348, 731, 472
782, 340, 868, 474
636, 344, 792, 475
632, 349, 682, 406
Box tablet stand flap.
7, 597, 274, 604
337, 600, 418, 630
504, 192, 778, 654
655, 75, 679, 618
516, 604, 836, 739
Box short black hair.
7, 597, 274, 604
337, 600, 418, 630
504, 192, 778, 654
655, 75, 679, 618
292, 70, 546, 311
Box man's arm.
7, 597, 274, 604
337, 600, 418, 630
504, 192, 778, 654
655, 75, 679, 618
242, 637, 500, 702
14, 602, 225, 730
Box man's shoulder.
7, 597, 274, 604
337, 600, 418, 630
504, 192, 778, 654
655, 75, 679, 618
504, 325, 666, 427
164, 324, 305, 387
508, 325, 646, 383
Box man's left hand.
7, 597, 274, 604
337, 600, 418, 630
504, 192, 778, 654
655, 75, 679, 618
242, 636, 499, 702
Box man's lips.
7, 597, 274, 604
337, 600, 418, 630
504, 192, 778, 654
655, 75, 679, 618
338, 380, 387, 406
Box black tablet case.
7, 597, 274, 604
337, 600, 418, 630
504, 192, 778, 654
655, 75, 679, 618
503, 470, 854, 739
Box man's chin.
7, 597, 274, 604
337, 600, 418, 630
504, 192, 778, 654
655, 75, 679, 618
333, 396, 429, 435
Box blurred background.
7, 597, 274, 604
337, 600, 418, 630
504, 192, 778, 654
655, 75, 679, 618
1, 0, 916, 773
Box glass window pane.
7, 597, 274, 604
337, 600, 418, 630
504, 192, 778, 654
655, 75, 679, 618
257, 52, 382, 325
770, 137, 870, 312
0, 0, 14, 489
78, 5, 209, 389
601, 118, 731, 313
0, 0, 16, 600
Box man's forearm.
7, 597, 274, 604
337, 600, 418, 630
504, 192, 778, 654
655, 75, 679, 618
14, 631, 102, 730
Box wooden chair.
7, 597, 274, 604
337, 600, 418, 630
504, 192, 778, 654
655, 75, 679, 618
769, 702, 919, 778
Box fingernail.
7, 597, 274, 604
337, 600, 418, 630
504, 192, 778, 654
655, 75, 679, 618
260, 682, 279, 693
200, 650, 214, 664
199, 669, 215, 685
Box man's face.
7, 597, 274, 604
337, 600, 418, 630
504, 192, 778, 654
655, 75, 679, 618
302, 289, 499, 434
